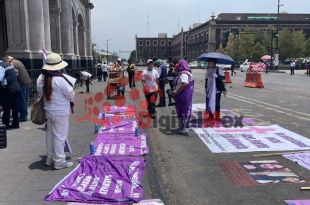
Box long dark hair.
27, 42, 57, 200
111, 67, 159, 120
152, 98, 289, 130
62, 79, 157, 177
42, 70, 60, 101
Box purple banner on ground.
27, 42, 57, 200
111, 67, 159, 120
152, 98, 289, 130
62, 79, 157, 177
283, 152, 310, 171
94, 134, 148, 156
285, 200, 310, 205
45, 156, 145, 204
102, 106, 136, 114
99, 120, 136, 135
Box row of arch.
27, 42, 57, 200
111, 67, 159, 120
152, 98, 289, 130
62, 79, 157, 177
72, 6, 86, 57
49, 0, 87, 57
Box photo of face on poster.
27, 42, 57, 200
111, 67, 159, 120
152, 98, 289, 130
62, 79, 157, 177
240, 160, 305, 184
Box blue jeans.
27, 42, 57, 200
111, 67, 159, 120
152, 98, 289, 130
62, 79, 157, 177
19, 86, 29, 119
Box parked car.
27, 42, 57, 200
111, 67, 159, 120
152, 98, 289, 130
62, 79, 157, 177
189, 61, 199, 69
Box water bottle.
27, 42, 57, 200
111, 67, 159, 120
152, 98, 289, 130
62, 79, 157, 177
89, 141, 95, 155
132, 121, 137, 131
95, 113, 104, 133
135, 127, 140, 137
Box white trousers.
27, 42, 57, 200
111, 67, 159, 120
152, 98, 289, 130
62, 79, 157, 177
46, 113, 69, 167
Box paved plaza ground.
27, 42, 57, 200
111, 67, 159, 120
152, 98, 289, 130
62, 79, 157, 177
1, 69, 310, 204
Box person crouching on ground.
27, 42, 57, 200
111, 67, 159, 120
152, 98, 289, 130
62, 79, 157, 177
142, 59, 159, 119
36, 53, 75, 170
80, 71, 92, 93
205, 58, 227, 124
170, 60, 194, 134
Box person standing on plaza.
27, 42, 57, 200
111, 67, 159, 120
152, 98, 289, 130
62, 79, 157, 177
102, 62, 109, 82
290, 60, 296, 75
0, 59, 21, 129
306, 60, 310, 76
36, 53, 75, 170
142, 59, 159, 119
127, 59, 136, 89
155, 60, 168, 107
167, 63, 177, 106
205, 58, 227, 122
171, 60, 194, 134
167, 63, 177, 90
117, 58, 124, 77
96, 64, 103, 81
3, 56, 32, 122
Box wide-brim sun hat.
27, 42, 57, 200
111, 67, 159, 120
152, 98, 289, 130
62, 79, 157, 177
42, 53, 68, 71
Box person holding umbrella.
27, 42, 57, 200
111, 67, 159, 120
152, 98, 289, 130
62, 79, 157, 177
198, 53, 233, 123
204, 58, 227, 122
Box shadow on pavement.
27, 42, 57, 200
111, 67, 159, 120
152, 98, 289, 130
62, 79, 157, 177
29, 155, 53, 171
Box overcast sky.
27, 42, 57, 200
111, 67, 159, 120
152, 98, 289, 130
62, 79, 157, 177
91, 0, 308, 58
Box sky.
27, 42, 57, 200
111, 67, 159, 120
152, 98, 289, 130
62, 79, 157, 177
91, 0, 309, 59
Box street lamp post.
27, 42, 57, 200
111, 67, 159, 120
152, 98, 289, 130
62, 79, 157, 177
106, 39, 111, 64
275, 0, 284, 70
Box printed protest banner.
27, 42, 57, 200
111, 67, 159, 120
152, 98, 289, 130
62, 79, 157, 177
220, 160, 306, 186
283, 152, 310, 171
45, 156, 145, 204
94, 134, 148, 156
193, 125, 310, 153
285, 200, 310, 205
191, 104, 257, 127
98, 120, 137, 135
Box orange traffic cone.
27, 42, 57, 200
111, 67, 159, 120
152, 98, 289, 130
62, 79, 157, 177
224, 71, 232, 84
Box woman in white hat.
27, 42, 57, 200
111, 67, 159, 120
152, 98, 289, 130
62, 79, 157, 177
36, 53, 76, 170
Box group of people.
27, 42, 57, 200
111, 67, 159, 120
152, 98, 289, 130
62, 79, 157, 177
96, 62, 109, 82
141, 57, 226, 134
0, 56, 32, 129
95, 58, 137, 89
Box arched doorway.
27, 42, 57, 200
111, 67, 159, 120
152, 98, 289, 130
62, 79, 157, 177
78, 14, 85, 57
0, 0, 8, 57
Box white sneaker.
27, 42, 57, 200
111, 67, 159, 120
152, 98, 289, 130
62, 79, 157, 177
54, 162, 74, 170
177, 128, 190, 134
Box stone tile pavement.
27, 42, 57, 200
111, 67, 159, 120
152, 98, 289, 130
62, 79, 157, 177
0, 79, 153, 205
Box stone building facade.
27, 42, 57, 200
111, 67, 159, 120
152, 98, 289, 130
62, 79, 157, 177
135, 34, 173, 64
0, 0, 93, 78
178, 13, 310, 61
171, 29, 188, 61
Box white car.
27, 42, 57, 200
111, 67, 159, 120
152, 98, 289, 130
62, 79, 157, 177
240, 62, 250, 72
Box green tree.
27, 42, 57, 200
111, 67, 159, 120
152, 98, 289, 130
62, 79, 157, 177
129, 50, 136, 62
252, 42, 267, 62
238, 29, 255, 61
292, 31, 305, 58
279, 29, 293, 61
225, 33, 239, 63
303, 39, 310, 57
